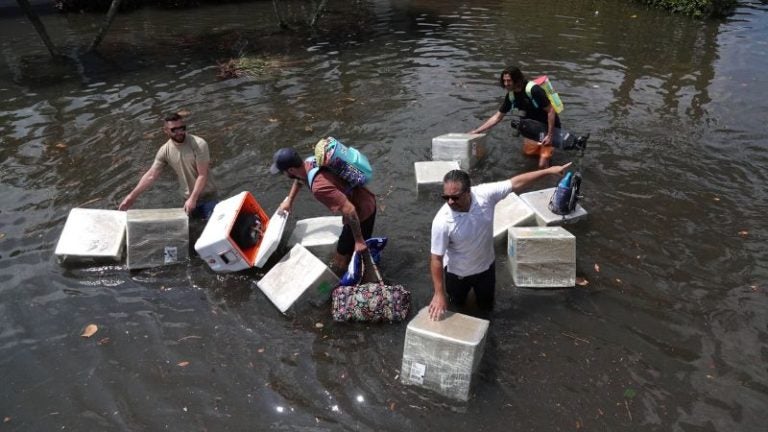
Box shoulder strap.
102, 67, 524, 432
525, 81, 538, 109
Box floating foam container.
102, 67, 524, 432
519, 187, 588, 226
431, 133, 487, 170
194, 191, 284, 272
492, 193, 536, 245
508, 226, 575, 287
415, 161, 461, 195
286, 216, 343, 260
256, 244, 339, 315
126, 208, 188, 270
401, 307, 489, 401
54, 208, 127, 263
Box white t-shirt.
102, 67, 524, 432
430, 180, 512, 277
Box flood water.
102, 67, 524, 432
1, 0, 767, 430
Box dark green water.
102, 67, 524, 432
1, 0, 767, 430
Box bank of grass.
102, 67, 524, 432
635, 0, 737, 18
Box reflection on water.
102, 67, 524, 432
1, 0, 767, 430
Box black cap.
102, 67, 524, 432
270, 148, 302, 174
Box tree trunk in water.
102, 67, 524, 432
15, 0, 60, 58
88, 0, 124, 52
309, 0, 328, 28
272, 0, 288, 29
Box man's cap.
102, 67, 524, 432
270, 147, 302, 174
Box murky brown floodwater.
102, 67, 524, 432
1, 0, 767, 430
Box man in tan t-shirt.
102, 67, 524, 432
118, 113, 218, 219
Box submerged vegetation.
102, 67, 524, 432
634, 0, 737, 18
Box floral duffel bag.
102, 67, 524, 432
331, 283, 411, 323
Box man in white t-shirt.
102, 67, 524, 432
118, 113, 218, 219
428, 163, 571, 320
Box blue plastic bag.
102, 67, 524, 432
339, 237, 388, 286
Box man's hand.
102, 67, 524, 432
354, 239, 368, 255
540, 133, 553, 147
549, 161, 573, 176
277, 199, 292, 216
118, 195, 135, 211
428, 292, 448, 321
183, 196, 197, 215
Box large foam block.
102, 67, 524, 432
55, 208, 127, 263
519, 187, 588, 226
256, 244, 339, 315
126, 208, 188, 270
400, 307, 489, 401
415, 161, 461, 195
493, 193, 536, 244
508, 226, 575, 287
286, 216, 343, 260
194, 191, 272, 273
431, 133, 487, 170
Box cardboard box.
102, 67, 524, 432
519, 187, 588, 226
401, 307, 489, 401
126, 208, 188, 270
432, 133, 487, 170
55, 208, 126, 263
508, 226, 576, 287
256, 244, 339, 314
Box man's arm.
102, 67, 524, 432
470, 111, 505, 134
428, 253, 448, 320
509, 162, 572, 192
541, 105, 556, 146
183, 160, 210, 214
278, 179, 302, 214
339, 200, 367, 254
118, 166, 162, 211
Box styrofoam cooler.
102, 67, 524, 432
492, 193, 536, 244
431, 133, 487, 170
194, 191, 284, 273
256, 244, 339, 314
286, 216, 343, 260
508, 226, 576, 287
401, 307, 490, 401
55, 208, 127, 263
415, 161, 461, 195
126, 208, 188, 270
519, 187, 588, 226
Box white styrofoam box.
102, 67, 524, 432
492, 193, 536, 244
508, 226, 575, 288
256, 244, 339, 315
431, 133, 487, 170
126, 208, 188, 270
286, 216, 343, 260
519, 187, 588, 226
401, 307, 490, 401
55, 208, 127, 263
254, 210, 288, 268
415, 161, 461, 195
194, 192, 271, 273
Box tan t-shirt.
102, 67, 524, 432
151, 134, 217, 199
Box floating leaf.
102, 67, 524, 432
594, 263, 601, 272
258, 347, 265, 353
315, 322, 324, 329
738, 230, 748, 238
97, 337, 111, 346
616, 278, 622, 284
80, 324, 98, 338
713, 197, 720, 202
268, 118, 279, 123
177, 361, 190, 367
576, 277, 589, 286
177, 109, 191, 117
0, 232, 6, 240
54, 142, 67, 149
623, 388, 637, 399
4, 417, 11, 423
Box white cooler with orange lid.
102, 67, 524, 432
195, 191, 287, 272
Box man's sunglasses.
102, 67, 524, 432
441, 191, 467, 201
170, 125, 187, 133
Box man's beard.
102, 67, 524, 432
171, 134, 185, 144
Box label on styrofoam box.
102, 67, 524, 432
410, 362, 426, 384
164, 246, 178, 264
